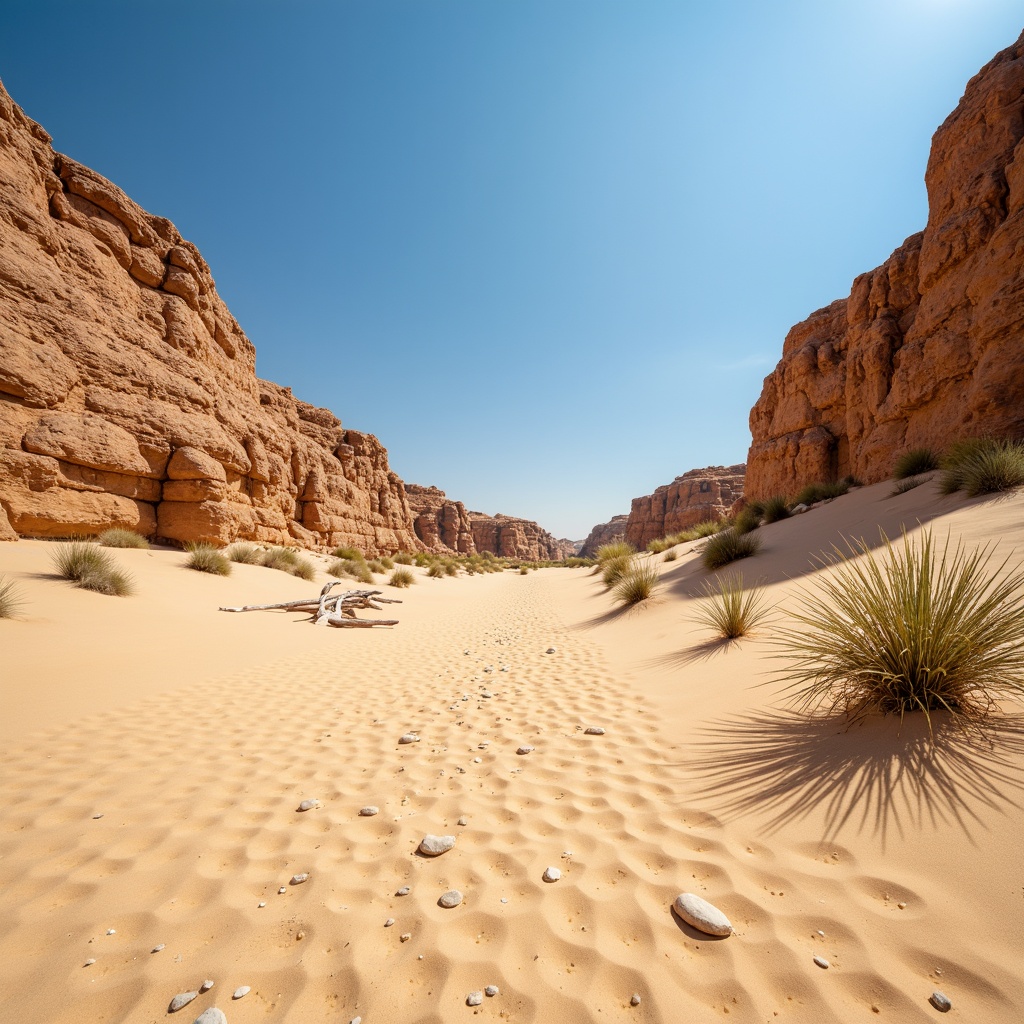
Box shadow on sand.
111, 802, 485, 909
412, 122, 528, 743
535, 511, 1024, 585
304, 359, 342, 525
672, 709, 1024, 850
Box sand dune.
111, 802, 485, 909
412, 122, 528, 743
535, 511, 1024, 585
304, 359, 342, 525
2, 482, 1022, 1022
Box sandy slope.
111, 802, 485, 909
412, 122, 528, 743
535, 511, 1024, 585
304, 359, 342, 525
1, 482, 1022, 1023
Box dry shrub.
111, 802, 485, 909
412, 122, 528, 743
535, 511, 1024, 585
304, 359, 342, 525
701, 530, 761, 571
389, 567, 415, 588
185, 542, 231, 577
613, 560, 659, 606
0, 575, 25, 618
694, 575, 769, 639
53, 540, 136, 595
98, 528, 149, 549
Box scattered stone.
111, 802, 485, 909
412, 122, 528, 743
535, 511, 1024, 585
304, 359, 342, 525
258, 902, 266, 908
457, 816, 468, 826
464, 650, 470, 655
672, 893, 733, 937
485, 985, 500, 997
193, 1011, 228, 1024
500, 898, 508, 904
200, 981, 214, 992
350, 1018, 362, 1024
516, 746, 534, 755
151, 944, 165, 953
813, 955, 830, 969
106, 929, 116, 935
897, 901, 907, 909
792, 503, 809, 514
472, 757, 482, 763
92, 814, 103, 819
630, 993, 642, 1006
467, 992, 483, 1007
297, 799, 319, 811
929, 991, 952, 1013
584, 726, 605, 735
396, 886, 411, 896
278, 887, 287, 894
83, 958, 96, 967
290, 873, 309, 885
232, 986, 250, 999
438, 890, 463, 908
542, 867, 561, 882
816, 929, 825, 937
399, 733, 420, 744
359, 806, 379, 816
546, 647, 556, 654
400, 933, 411, 942
418, 834, 456, 856
168, 991, 199, 1013
481, 691, 494, 698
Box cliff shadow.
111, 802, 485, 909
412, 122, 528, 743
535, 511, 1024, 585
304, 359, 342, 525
669, 708, 1024, 849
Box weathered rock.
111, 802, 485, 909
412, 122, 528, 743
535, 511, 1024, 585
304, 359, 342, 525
297, 799, 319, 812
398, 733, 419, 744
813, 955, 830, 969
466, 992, 483, 1007
542, 866, 561, 882
193, 1010, 227, 1024
200, 981, 214, 992
672, 893, 733, 936
418, 834, 456, 856
438, 889, 463, 908
584, 727, 605, 735
232, 986, 250, 999
169, 991, 199, 1012
467, 510, 576, 560
579, 515, 629, 558
929, 990, 952, 1012
359, 806, 379, 816
747, 31, 1024, 497
485, 985, 500, 997
290, 873, 309, 885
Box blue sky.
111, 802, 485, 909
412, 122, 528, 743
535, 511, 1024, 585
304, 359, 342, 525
2, 2, 1021, 538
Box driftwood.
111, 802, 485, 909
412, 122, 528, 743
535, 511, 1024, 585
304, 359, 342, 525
219, 581, 401, 628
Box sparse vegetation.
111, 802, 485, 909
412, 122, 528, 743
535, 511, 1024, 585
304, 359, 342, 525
329, 558, 373, 584
893, 447, 939, 479
776, 529, 1024, 728
520, 566, 529, 575
227, 542, 263, 564
98, 528, 149, 549
184, 542, 231, 577
793, 479, 851, 506
733, 502, 765, 535
389, 567, 415, 588
261, 546, 317, 581
648, 537, 672, 553
664, 548, 678, 562
393, 552, 414, 565
0, 575, 25, 618
890, 475, 927, 497
692, 519, 725, 539
332, 545, 363, 561
939, 437, 1024, 497
379, 555, 395, 570
602, 554, 634, 588
694, 575, 769, 639
595, 541, 635, 564
53, 540, 136, 595
427, 562, 446, 578
613, 559, 659, 606
367, 559, 386, 574
701, 529, 762, 571
760, 495, 791, 524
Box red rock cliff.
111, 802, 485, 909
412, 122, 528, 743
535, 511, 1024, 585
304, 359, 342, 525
747, 31, 1024, 497
578, 515, 629, 558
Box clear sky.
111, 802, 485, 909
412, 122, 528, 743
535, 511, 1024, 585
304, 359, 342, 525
1, 2, 1020, 539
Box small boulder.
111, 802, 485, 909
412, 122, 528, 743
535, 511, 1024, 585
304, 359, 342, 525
290, 873, 309, 885
672, 893, 732, 937
929, 991, 952, 1013
193, 1011, 228, 1024
813, 955, 830, 969
467, 992, 483, 1006
398, 733, 420, 744
516, 746, 534, 755
232, 986, 250, 999
297, 799, 319, 812
438, 890, 463, 908
418, 834, 456, 856
584, 727, 605, 735
485, 985, 500, 997
359, 806, 379, 816
169, 991, 198, 1013
542, 866, 561, 883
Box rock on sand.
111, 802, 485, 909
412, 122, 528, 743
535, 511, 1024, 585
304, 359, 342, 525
672, 893, 732, 936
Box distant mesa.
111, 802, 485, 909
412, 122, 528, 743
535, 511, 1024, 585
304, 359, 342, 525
747, 29, 1024, 498
0, 80, 563, 554
579, 515, 629, 559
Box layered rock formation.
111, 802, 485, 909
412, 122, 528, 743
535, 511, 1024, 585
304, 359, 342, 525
624, 465, 745, 549
579, 515, 628, 558
405, 485, 475, 553
747, 30, 1024, 497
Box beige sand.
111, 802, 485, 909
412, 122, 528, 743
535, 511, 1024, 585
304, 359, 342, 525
1, 482, 1022, 1023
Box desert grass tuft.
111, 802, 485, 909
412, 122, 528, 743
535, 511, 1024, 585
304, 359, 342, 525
393, 551, 414, 565
940, 437, 1024, 497
890, 475, 927, 497
760, 495, 791, 524
227, 542, 263, 564
775, 529, 1024, 729
0, 575, 25, 618
332, 545, 363, 561
701, 529, 761, 571
733, 502, 764, 535
427, 562, 446, 579
647, 537, 671, 553
367, 559, 386, 574
379, 555, 395, 570
184, 542, 231, 577
445, 561, 458, 576
793, 479, 850, 506
601, 554, 634, 588
53, 540, 136, 595
613, 559, 659, 606
329, 558, 373, 584
693, 519, 725, 539
98, 528, 149, 549
893, 447, 939, 479
262, 546, 317, 581
595, 541, 635, 564
389, 567, 415, 588
694, 575, 769, 639
663, 548, 678, 562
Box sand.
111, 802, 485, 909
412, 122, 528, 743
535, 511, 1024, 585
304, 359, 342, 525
1, 480, 1022, 1023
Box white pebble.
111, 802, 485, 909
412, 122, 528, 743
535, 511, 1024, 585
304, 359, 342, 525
350, 1018, 362, 1024
813, 955, 830, 969
630, 993, 641, 1006
359, 806, 379, 816
584, 726, 605, 735
92, 814, 103, 819
297, 799, 319, 811
472, 757, 482, 763
258, 901, 266, 908
930, 991, 952, 1012
542, 866, 561, 882
290, 873, 309, 885
457, 816, 468, 826
672, 893, 733, 937
200, 980, 214, 992
168, 991, 198, 1012
398, 733, 420, 744
485, 985, 499, 997
400, 933, 411, 942
83, 958, 96, 967
438, 890, 463, 908
106, 929, 116, 935
396, 886, 411, 896
233, 985, 250, 999
467, 991, 483, 1006
418, 834, 456, 856
278, 887, 287, 894
151, 944, 165, 953
384, 918, 395, 927
193, 1011, 227, 1024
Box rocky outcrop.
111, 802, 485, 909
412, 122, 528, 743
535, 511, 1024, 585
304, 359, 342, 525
624, 465, 746, 549
747, 31, 1024, 497
468, 512, 577, 561
0, 79, 415, 553
406, 485, 475, 553
579, 515, 629, 558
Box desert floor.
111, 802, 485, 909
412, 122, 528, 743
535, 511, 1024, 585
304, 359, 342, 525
2, 478, 1023, 1023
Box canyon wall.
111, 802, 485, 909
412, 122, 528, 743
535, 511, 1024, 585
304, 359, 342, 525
405, 485, 476, 554
578, 515, 628, 558
747, 30, 1024, 497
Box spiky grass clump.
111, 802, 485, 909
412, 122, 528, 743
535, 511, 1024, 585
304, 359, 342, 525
227, 542, 263, 564
701, 529, 762, 571
427, 562, 446, 579
776, 530, 1024, 728
332, 545, 363, 561
184, 542, 231, 577
389, 567, 415, 588
445, 561, 458, 576
393, 552, 414, 565
663, 548, 678, 562
595, 541, 635, 564
890, 476, 927, 497
519, 566, 529, 575
613, 559, 659, 606
53, 541, 136, 595
893, 447, 939, 479
760, 495, 791, 524
329, 558, 373, 584
98, 528, 149, 549
602, 554, 634, 588
693, 519, 725, 539
793, 480, 850, 507
694, 575, 769, 639
367, 559, 386, 574
940, 437, 1024, 497
0, 575, 25, 618
379, 555, 395, 570
262, 546, 316, 581
733, 502, 764, 535
647, 537, 671, 554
